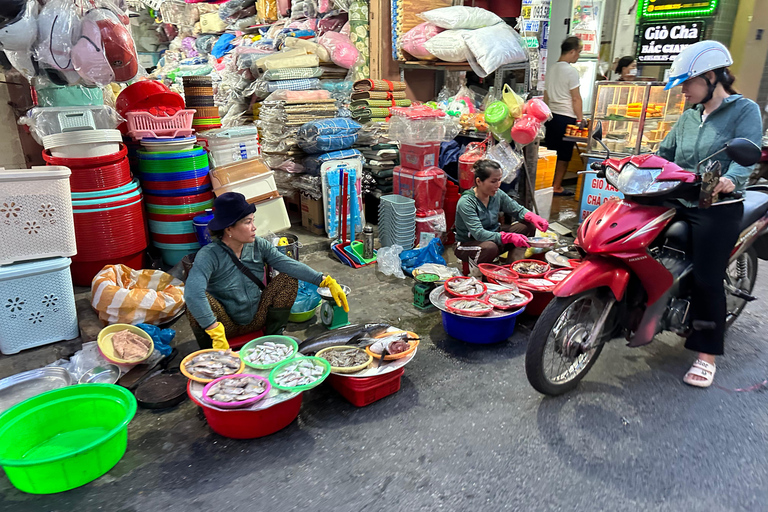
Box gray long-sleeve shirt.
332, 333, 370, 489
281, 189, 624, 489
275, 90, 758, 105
454, 189, 529, 244
185, 237, 323, 328
657, 94, 762, 208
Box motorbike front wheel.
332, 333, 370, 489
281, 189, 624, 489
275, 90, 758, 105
525, 291, 612, 396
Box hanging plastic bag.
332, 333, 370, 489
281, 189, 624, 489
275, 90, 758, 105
502, 84, 524, 119
135, 323, 176, 357
400, 238, 446, 276
91, 265, 186, 325
487, 139, 524, 184
377, 245, 406, 279
458, 137, 489, 189
292, 281, 322, 313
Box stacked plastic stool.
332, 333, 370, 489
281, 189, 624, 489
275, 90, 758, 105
378, 195, 416, 250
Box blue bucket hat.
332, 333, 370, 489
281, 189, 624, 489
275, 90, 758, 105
207, 192, 256, 231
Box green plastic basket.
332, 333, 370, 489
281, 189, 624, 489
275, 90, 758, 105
269, 356, 331, 392
239, 335, 299, 371
0, 384, 137, 494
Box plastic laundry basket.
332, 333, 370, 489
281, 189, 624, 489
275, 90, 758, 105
0, 166, 77, 265
0, 257, 79, 354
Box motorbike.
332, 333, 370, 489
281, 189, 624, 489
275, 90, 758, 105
525, 124, 767, 396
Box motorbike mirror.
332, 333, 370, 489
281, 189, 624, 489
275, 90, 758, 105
592, 123, 603, 141
726, 138, 761, 167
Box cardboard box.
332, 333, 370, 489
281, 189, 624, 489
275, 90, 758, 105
301, 193, 325, 236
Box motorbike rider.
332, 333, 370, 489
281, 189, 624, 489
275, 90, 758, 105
657, 41, 762, 387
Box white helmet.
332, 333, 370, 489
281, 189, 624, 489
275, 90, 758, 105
664, 40, 734, 90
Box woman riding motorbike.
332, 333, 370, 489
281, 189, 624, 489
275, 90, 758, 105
657, 41, 762, 387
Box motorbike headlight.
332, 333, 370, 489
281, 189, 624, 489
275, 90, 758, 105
605, 167, 620, 187
616, 164, 679, 195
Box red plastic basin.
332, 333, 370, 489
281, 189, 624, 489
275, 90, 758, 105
151, 232, 199, 244
188, 382, 302, 439
70, 250, 145, 287
144, 191, 213, 205
328, 368, 404, 407
44, 146, 132, 192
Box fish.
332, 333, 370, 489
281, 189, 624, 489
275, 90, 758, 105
447, 277, 484, 295
319, 347, 369, 368
449, 299, 493, 312
298, 323, 391, 355
512, 261, 548, 275
185, 351, 241, 380
206, 376, 267, 403
364, 332, 412, 354
488, 290, 528, 307
273, 359, 325, 387
243, 341, 293, 365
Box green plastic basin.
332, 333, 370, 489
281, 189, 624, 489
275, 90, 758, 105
0, 384, 137, 494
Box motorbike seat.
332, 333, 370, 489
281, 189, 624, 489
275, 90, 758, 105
662, 220, 690, 252
739, 190, 768, 231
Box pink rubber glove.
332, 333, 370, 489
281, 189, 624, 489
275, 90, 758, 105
500, 232, 530, 247
524, 211, 549, 232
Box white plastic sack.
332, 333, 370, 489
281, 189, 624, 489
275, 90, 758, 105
418, 6, 502, 30
424, 29, 471, 63
462, 23, 528, 77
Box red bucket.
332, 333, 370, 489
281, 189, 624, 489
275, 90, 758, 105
44, 145, 132, 192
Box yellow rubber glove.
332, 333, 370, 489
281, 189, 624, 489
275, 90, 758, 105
205, 323, 229, 350
320, 275, 349, 313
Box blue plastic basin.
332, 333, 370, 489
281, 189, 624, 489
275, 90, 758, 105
440, 306, 525, 344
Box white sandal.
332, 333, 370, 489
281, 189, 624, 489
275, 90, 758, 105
683, 359, 716, 388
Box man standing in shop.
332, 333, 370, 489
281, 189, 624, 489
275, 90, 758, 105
543, 36, 583, 196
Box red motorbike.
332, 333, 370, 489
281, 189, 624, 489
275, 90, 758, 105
525, 125, 766, 396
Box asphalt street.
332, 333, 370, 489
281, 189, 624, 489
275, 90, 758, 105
1, 250, 767, 512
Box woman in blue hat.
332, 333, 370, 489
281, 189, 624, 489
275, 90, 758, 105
185, 192, 348, 350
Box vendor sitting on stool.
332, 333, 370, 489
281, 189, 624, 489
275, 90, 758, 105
185, 192, 348, 350
453, 160, 549, 269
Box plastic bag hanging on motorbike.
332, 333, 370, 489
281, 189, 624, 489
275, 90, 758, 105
501, 84, 524, 119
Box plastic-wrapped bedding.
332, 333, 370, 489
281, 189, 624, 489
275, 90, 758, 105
297, 117, 361, 153
462, 23, 528, 77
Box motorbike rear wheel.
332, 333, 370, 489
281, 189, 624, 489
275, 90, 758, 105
725, 247, 758, 327
525, 290, 612, 396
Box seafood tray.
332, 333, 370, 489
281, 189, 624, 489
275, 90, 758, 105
365, 331, 420, 360
202, 374, 271, 409
240, 336, 298, 370
486, 289, 533, 311
477, 264, 519, 284
188, 380, 299, 413
316, 346, 372, 374
443, 276, 487, 298
445, 298, 494, 317
269, 357, 331, 391
429, 285, 523, 319
333, 346, 418, 378
527, 236, 557, 249
181, 349, 245, 383
546, 269, 573, 282
511, 260, 550, 278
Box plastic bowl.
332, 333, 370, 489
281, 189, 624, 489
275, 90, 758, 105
316, 346, 373, 374
97, 324, 154, 365
477, 263, 519, 283
486, 289, 534, 311
239, 335, 298, 371
268, 356, 331, 392
201, 374, 271, 409
288, 306, 318, 323
187, 381, 302, 439
443, 276, 487, 298
510, 259, 551, 279
445, 297, 494, 317
0, 384, 137, 494
365, 331, 420, 360
440, 306, 525, 344
181, 349, 245, 384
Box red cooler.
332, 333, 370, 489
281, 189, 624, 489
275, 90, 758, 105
393, 166, 447, 211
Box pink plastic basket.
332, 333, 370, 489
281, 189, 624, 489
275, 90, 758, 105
126, 110, 196, 140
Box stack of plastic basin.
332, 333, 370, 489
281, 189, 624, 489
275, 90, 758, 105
138, 146, 214, 265
70, 179, 148, 286
43, 145, 132, 193
378, 194, 416, 250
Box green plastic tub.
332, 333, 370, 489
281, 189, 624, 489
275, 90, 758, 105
0, 384, 137, 494
240, 335, 299, 371
288, 306, 319, 324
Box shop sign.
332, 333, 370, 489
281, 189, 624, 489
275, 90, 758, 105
571, 0, 603, 58
637, 20, 705, 63
579, 158, 624, 221
640, 0, 718, 19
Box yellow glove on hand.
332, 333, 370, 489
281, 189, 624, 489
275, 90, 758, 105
320, 275, 349, 313
205, 323, 229, 350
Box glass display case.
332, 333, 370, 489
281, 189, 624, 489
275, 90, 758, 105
588, 81, 686, 155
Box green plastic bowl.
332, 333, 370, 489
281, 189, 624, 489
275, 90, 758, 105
269, 356, 331, 392
145, 200, 213, 214
239, 335, 299, 371
0, 384, 137, 494
288, 306, 319, 323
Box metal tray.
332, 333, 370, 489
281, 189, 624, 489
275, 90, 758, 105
429, 285, 522, 319
0, 367, 73, 413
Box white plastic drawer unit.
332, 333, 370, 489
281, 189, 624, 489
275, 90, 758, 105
0, 166, 77, 265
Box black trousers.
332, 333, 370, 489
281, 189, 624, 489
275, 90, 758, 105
677, 202, 743, 355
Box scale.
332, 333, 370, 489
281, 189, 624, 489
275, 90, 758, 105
318, 284, 352, 330
412, 273, 439, 310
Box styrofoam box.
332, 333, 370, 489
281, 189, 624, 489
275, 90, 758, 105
250, 196, 290, 233
213, 170, 277, 199
0, 257, 79, 354
0, 166, 77, 265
